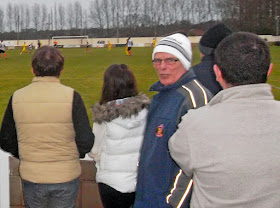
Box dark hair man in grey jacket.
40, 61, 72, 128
169, 32, 280, 208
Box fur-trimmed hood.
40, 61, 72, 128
91, 93, 151, 124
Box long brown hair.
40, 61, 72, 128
100, 64, 138, 104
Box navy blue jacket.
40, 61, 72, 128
134, 70, 213, 208
192, 54, 222, 95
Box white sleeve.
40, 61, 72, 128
87, 122, 106, 162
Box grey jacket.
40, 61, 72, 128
169, 84, 280, 208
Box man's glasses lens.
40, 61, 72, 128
152, 58, 179, 65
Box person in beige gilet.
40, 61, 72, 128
0, 46, 95, 208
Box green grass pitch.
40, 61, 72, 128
0, 46, 279, 125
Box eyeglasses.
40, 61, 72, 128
152, 58, 179, 65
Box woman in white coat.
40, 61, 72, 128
88, 64, 150, 208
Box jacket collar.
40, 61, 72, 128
201, 54, 215, 62
32, 76, 60, 83
149, 69, 196, 92
91, 93, 150, 124
209, 83, 273, 106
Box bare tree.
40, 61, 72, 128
82, 9, 88, 33
165, 0, 175, 24
19, 5, 25, 30
12, 4, 20, 32
177, 0, 193, 23
41, 4, 48, 31
194, 0, 208, 23
66, 3, 74, 29
120, 0, 127, 28
25, 6, 31, 30
58, 4, 65, 30
101, 0, 110, 33
74, 1, 82, 29
6, 3, 13, 32
126, 0, 142, 30
205, 0, 214, 21
141, 0, 152, 27
0, 7, 4, 33
216, 0, 241, 28
32, 3, 41, 31
1, 0, 280, 36
153, 0, 163, 28
111, 0, 122, 38
50, 10, 53, 30
54, 3, 57, 30
110, 0, 117, 29
159, 0, 168, 25
210, 0, 223, 21
115, 0, 121, 29
126, 0, 133, 29
89, 0, 104, 29
131, 0, 141, 28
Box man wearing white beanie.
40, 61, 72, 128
134, 33, 213, 208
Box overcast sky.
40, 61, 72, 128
1, 0, 92, 9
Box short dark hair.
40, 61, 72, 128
100, 64, 138, 104
215, 32, 271, 86
32, 46, 64, 77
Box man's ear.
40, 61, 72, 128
214, 64, 228, 89
267, 63, 273, 77
214, 64, 223, 83
31, 68, 35, 74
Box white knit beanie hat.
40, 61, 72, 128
152, 33, 192, 70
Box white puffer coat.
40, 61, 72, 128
88, 94, 150, 193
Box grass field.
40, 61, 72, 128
0, 46, 280, 125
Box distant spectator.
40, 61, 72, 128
37, 40, 42, 48
193, 23, 232, 95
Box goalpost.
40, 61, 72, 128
51, 35, 89, 48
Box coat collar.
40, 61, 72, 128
149, 69, 196, 92
32, 76, 60, 83
91, 93, 150, 124
209, 83, 273, 106
201, 54, 215, 62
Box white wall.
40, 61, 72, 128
6, 35, 279, 48
0, 150, 10, 208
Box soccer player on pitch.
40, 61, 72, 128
108, 41, 112, 51
0, 40, 8, 60
85, 41, 91, 52
20, 42, 27, 55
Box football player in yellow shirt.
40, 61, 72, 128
152, 38, 157, 48
108, 41, 112, 51
20, 42, 27, 55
